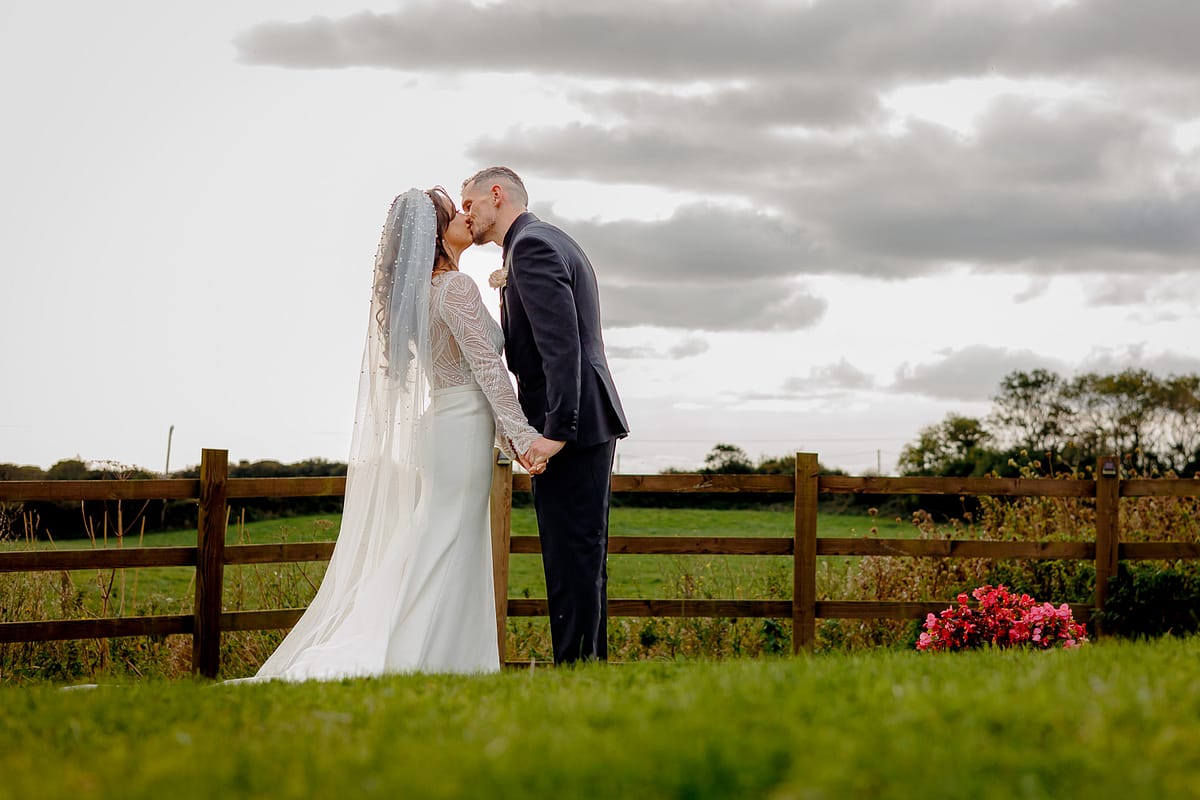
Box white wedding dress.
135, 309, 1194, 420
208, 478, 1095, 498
245, 192, 538, 682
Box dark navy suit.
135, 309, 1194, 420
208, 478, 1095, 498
501, 212, 628, 663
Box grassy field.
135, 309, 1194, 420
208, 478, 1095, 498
1, 508, 947, 675
2, 637, 1198, 799
9, 507, 911, 609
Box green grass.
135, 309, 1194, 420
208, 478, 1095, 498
2, 508, 927, 672
3, 637, 1199, 799
514, 506, 911, 598
8, 508, 911, 607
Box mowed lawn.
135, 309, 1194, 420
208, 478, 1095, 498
2, 637, 1198, 800
9, 507, 911, 612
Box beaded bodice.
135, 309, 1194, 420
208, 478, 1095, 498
430, 271, 539, 457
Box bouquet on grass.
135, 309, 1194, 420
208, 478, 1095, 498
917, 584, 1088, 652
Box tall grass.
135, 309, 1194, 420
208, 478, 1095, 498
818, 459, 1200, 650
5, 507, 876, 680
0, 512, 333, 683
4, 484, 1199, 682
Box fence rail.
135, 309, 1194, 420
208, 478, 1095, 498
2, 449, 1198, 677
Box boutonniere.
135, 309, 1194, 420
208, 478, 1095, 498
488, 266, 508, 290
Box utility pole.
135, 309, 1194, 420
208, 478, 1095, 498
877, 449, 882, 475
164, 425, 175, 477
161, 424, 175, 529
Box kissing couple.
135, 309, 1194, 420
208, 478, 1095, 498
245, 167, 629, 681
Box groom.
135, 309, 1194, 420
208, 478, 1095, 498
461, 166, 629, 664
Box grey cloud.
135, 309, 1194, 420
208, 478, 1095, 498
891, 346, 1067, 401
668, 337, 710, 359
607, 344, 658, 360
1129, 309, 1183, 325
1084, 277, 1152, 307
507, 101, 1200, 277
787, 100, 1200, 268
1016, 0, 1200, 76
1147, 274, 1200, 305
812, 359, 876, 390
784, 359, 875, 393
1108, 77, 1200, 119
238, 0, 1200, 326
1079, 345, 1200, 376
971, 97, 1157, 186
890, 344, 1200, 403
471, 123, 802, 195
801, 102, 1200, 270
232, 1, 950, 77
825, 191, 1200, 271
601, 282, 827, 331
607, 336, 710, 360
732, 387, 857, 405
571, 81, 882, 130
535, 203, 825, 283
235, 0, 1200, 80
1013, 276, 1052, 303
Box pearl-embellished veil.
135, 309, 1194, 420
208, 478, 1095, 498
253, 189, 436, 677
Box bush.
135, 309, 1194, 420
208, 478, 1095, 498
1095, 562, 1200, 639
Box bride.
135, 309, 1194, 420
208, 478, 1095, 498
249, 187, 541, 681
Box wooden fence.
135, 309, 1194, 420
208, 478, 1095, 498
2, 449, 1198, 677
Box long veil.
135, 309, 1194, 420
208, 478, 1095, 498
255, 189, 435, 679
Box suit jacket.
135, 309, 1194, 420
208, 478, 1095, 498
501, 212, 629, 448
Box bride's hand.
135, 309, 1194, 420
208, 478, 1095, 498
521, 449, 547, 475
515, 445, 538, 473
525, 437, 564, 475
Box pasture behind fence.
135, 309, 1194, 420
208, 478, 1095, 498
2, 449, 1199, 677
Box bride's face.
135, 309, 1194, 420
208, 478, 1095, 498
441, 198, 473, 252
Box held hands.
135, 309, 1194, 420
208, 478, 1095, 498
520, 437, 566, 475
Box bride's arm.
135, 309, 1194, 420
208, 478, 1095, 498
436, 273, 540, 458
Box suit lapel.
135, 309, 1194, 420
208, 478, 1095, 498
500, 248, 514, 332
500, 213, 536, 339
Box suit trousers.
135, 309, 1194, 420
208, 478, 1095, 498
530, 438, 616, 664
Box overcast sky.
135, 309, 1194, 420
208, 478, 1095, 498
2, 0, 1198, 475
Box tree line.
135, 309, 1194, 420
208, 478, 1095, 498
652, 367, 1199, 516
897, 368, 1200, 477
678, 369, 1200, 481
4, 366, 1194, 538
0, 458, 346, 540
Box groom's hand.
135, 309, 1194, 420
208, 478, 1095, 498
526, 437, 566, 474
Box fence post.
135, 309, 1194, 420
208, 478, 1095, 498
194, 448, 227, 678
793, 452, 819, 654
489, 449, 514, 666
1094, 454, 1120, 635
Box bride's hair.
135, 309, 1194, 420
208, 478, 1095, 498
425, 186, 457, 271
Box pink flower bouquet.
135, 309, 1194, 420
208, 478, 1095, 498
917, 584, 1088, 652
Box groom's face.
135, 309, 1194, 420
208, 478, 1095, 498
461, 183, 497, 246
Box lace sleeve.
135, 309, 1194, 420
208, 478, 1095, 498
436, 273, 540, 457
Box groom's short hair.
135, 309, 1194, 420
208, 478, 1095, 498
463, 166, 528, 208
